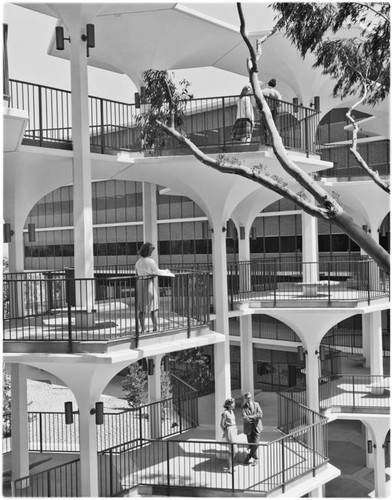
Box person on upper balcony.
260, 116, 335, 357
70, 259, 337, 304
261, 78, 282, 121
231, 84, 254, 143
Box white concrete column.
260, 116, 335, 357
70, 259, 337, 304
309, 485, 324, 497
211, 220, 231, 441
365, 427, 375, 468
367, 311, 383, 377
240, 315, 254, 395
68, 22, 94, 297
10, 364, 29, 481
362, 313, 371, 368
7, 219, 24, 273
305, 350, 320, 412
142, 183, 158, 260
373, 437, 387, 497
237, 224, 251, 291
78, 399, 99, 497
301, 210, 319, 285
148, 354, 163, 439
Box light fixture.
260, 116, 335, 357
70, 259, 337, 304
251, 227, 257, 240
226, 221, 236, 239
140, 86, 146, 104
64, 401, 74, 425
314, 96, 320, 112
147, 359, 155, 376
367, 440, 376, 454
297, 346, 308, 362
163, 356, 170, 371
135, 92, 141, 109
55, 26, 70, 51
239, 226, 246, 240
292, 97, 299, 114
315, 346, 326, 361
3, 223, 14, 243
90, 402, 104, 425
28, 223, 36, 242
81, 23, 95, 57
362, 225, 369, 233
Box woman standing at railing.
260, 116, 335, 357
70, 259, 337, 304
231, 84, 254, 143
135, 242, 174, 333
220, 397, 238, 473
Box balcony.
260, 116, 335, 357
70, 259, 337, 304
9, 79, 320, 157
3, 271, 211, 354
227, 258, 389, 308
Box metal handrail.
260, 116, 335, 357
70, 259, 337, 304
9, 78, 320, 155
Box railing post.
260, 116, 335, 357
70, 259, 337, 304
39, 412, 43, 453
186, 275, 191, 338
222, 97, 226, 151
100, 98, 105, 154
38, 84, 43, 147
352, 376, 356, 411
65, 278, 73, 354
139, 407, 143, 443
274, 260, 277, 306
166, 440, 171, 490
327, 262, 331, 306
367, 261, 371, 305
109, 449, 114, 496
281, 439, 286, 493
312, 414, 316, 476
231, 442, 235, 491
304, 108, 309, 157
134, 277, 139, 348
47, 469, 51, 497
178, 398, 183, 434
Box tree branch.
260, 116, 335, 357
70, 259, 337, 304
156, 120, 330, 220
346, 85, 390, 193
352, 2, 390, 23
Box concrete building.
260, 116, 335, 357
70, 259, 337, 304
3, 3, 390, 498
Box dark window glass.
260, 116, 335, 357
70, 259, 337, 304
318, 235, 330, 252
158, 241, 171, 255
332, 234, 349, 252
280, 236, 296, 253
264, 237, 279, 253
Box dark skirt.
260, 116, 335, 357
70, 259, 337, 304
231, 118, 253, 141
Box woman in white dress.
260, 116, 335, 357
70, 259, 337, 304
135, 242, 174, 333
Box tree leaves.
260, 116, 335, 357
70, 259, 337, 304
272, 2, 390, 104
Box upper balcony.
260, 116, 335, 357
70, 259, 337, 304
8, 79, 320, 158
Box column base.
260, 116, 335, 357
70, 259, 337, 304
74, 311, 96, 328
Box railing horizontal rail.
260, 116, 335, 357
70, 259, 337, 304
9, 79, 320, 155
319, 374, 390, 412
3, 390, 198, 454
3, 271, 210, 343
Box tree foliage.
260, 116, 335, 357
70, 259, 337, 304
136, 69, 192, 152
171, 348, 213, 396
272, 2, 390, 104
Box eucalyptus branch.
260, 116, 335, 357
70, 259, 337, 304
346, 84, 390, 193
352, 2, 390, 23
237, 3, 258, 72
156, 119, 330, 220
164, 77, 175, 128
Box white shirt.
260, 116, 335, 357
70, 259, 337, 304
135, 257, 174, 277
262, 87, 282, 101
236, 95, 254, 123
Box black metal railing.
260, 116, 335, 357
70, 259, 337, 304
9, 79, 320, 155
12, 458, 80, 497
227, 258, 389, 306
319, 374, 390, 412
3, 386, 198, 455
96, 418, 328, 497
3, 271, 210, 345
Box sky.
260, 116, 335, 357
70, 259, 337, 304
2, 1, 276, 101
